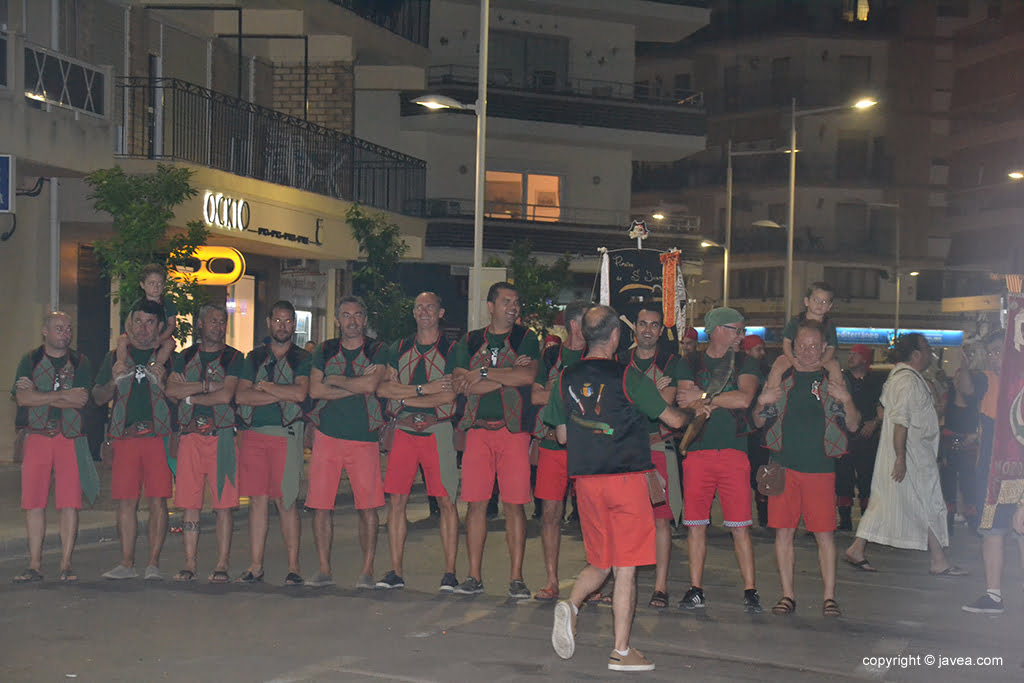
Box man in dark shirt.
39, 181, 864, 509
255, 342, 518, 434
836, 344, 882, 530
941, 348, 987, 534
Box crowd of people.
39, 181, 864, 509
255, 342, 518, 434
12, 266, 1024, 673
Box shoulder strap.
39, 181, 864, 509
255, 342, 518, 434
437, 334, 455, 359
323, 338, 341, 359
29, 346, 45, 367
66, 349, 81, 368
468, 329, 486, 352
249, 345, 270, 369
182, 345, 201, 364
509, 325, 528, 352
364, 338, 383, 358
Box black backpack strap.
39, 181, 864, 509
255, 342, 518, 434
29, 346, 46, 367
182, 345, 201, 364
322, 338, 341, 360
467, 329, 486, 354
509, 325, 528, 352
437, 334, 455, 359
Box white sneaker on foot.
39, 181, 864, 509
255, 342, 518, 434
144, 565, 163, 581
552, 600, 577, 659
102, 564, 138, 580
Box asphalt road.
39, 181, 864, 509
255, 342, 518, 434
2, 499, 1023, 682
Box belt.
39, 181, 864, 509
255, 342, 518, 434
650, 431, 675, 446
472, 419, 506, 431
396, 413, 442, 432
127, 421, 155, 437
181, 416, 219, 436
26, 428, 61, 438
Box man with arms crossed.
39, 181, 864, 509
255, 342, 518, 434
530, 299, 588, 601
93, 300, 174, 580
12, 312, 98, 583
165, 303, 243, 583
546, 305, 704, 672
306, 296, 388, 588
376, 292, 460, 591
234, 300, 310, 585
451, 282, 540, 597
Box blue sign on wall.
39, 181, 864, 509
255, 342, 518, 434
835, 327, 963, 348
694, 325, 766, 343
0, 155, 12, 213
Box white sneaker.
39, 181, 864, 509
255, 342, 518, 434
552, 600, 577, 659
102, 564, 138, 580
144, 565, 163, 581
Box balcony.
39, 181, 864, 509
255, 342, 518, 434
117, 77, 425, 216
0, 31, 114, 174
328, 0, 430, 47
705, 79, 880, 116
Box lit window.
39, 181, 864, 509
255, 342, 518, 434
485, 171, 561, 222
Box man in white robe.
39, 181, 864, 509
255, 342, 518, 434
844, 333, 967, 576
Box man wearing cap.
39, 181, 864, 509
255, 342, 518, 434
675, 307, 763, 613
835, 344, 882, 531
679, 326, 699, 373
740, 334, 770, 526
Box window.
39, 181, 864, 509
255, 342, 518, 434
915, 271, 943, 301
839, 55, 871, 97
837, 130, 870, 181
824, 267, 879, 299
485, 171, 561, 222
490, 30, 569, 92
730, 267, 784, 299
835, 202, 869, 251
770, 57, 791, 105
842, 0, 870, 22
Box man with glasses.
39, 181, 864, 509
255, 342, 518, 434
674, 307, 764, 613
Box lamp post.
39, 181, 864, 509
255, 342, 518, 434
413, 1, 490, 330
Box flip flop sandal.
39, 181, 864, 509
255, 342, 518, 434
823, 598, 842, 617
534, 586, 559, 601
59, 569, 78, 583
284, 572, 304, 586
13, 568, 43, 584
174, 569, 196, 582
930, 566, 968, 576
208, 570, 230, 584
235, 570, 264, 584
844, 557, 878, 572
649, 590, 669, 609
771, 596, 796, 615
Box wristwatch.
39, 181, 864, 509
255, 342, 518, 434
480, 367, 489, 379
185, 395, 193, 405
416, 384, 424, 396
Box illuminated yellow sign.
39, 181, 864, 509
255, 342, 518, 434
170, 246, 246, 286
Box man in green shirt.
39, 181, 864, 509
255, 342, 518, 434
12, 311, 96, 583
234, 300, 311, 586
306, 296, 388, 589
165, 304, 244, 583
530, 299, 588, 601
93, 299, 174, 580
451, 281, 540, 598
753, 319, 860, 617
675, 306, 763, 613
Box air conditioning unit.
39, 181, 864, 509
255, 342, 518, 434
281, 258, 317, 273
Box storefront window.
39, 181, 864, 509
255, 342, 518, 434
485, 171, 561, 222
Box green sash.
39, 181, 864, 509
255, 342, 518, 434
653, 440, 683, 525
251, 424, 305, 509
395, 420, 458, 500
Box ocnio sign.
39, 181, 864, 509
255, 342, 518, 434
203, 191, 250, 231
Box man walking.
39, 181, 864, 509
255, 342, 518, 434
530, 300, 588, 601
754, 320, 860, 617
12, 312, 98, 583
235, 300, 310, 585
545, 305, 702, 672
451, 282, 540, 597
836, 344, 882, 531
306, 296, 388, 588
375, 292, 460, 591
675, 307, 763, 612
93, 300, 175, 580
845, 333, 966, 576
165, 304, 243, 583
617, 306, 684, 609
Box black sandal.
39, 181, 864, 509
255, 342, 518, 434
234, 570, 264, 584
284, 572, 303, 586
823, 598, 842, 617
649, 590, 669, 609
771, 596, 796, 615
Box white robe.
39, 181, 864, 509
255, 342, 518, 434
855, 363, 948, 550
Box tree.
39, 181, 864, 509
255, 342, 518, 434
346, 204, 415, 342
487, 239, 572, 336
86, 164, 208, 344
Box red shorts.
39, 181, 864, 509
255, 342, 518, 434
384, 429, 449, 498
650, 447, 674, 521
682, 448, 751, 528
574, 472, 656, 569
21, 434, 82, 510
237, 430, 288, 499
768, 469, 836, 533
461, 428, 531, 504
111, 436, 173, 500
173, 433, 239, 510
307, 430, 384, 510
534, 446, 569, 501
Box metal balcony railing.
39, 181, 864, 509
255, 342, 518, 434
0, 32, 7, 89
23, 38, 106, 117
329, 0, 430, 47
117, 77, 426, 216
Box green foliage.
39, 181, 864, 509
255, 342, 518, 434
492, 240, 572, 336
346, 204, 415, 343
86, 164, 209, 344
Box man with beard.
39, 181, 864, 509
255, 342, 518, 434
234, 300, 311, 585
375, 292, 459, 591
617, 306, 684, 609
12, 312, 97, 583
675, 307, 763, 613
836, 344, 882, 531
93, 300, 174, 580
306, 296, 388, 589
165, 304, 243, 583
451, 282, 540, 597
530, 299, 589, 601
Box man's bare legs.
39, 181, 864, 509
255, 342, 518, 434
732, 526, 757, 590
358, 508, 379, 578
387, 494, 410, 576
815, 531, 837, 601
58, 508, 78, 574
145, 497, 168, 568
25, 509, 45, 573
540, 498, 564, 595
246, 495, 301, 578
775, 527, 796, 600
438, 496, 458, 575
653, 518, 671, 599
465, 500, 488, 581
313, 509, 333, 577
504, 502, 526, 582
687, 524, 708, 588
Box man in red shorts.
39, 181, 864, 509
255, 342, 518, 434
165, 303, 243, 583
530, 299, 588, 601
754, 319, 860, 617
93, 299, 174, 580
306, 296, 388, 589
451, 281, 540, 598
12, 311, 98, 583
234, 300, 310, 585
375, 292, 459, 591
675, 306, 763, 612
617, 306, 685, 609
545, 304, 702, 672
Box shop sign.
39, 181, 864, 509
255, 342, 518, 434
694, 326, 766, 343
203, 191, 250, 231
170, 246, 246, 286
835, 327, 964, 347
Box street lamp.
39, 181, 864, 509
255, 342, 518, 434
785, 96, 877, 320
413, 1, 490, 330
